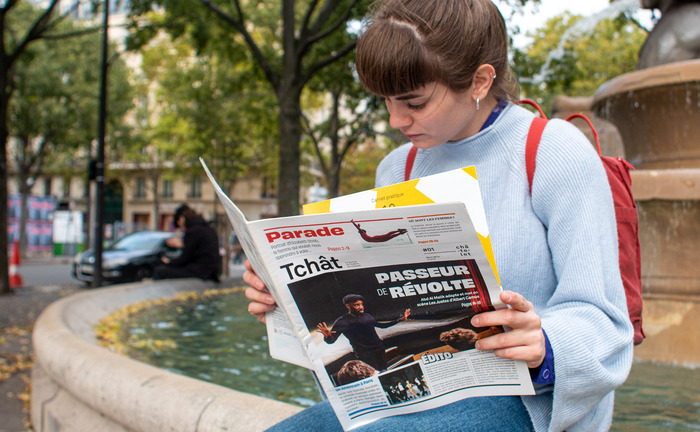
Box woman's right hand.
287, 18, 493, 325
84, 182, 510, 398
243, 260, 277, 323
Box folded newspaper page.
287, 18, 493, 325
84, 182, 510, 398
201, 159, 534, 431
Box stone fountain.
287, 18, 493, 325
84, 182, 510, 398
590, 0, 700, 366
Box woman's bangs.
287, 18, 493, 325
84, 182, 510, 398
356, 22, 440, 96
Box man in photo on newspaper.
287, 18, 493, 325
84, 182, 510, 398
317, 294, 411, 371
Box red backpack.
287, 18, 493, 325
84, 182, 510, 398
404, 100, 645, 345
524, 99, 644, 345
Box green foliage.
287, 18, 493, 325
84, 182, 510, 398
9, 4, 133, 177
513, 12, 646, 115
127, 31, 277, 186
300, 40, 388, 197
125, 0, 377, 215
124, 0, 541, 212
338, 139, 387, 194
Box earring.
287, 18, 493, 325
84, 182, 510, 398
476, 97, 480, 111
491, 73, 497, 80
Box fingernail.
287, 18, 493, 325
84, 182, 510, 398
472, 317, 480, 326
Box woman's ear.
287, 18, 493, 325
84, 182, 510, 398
472, 64, 497, 101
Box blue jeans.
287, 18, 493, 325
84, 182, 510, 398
266, 396, 534, 432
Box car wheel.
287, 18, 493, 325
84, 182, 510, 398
135, 267, 152, 281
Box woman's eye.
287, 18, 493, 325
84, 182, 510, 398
407, 102, 426, 110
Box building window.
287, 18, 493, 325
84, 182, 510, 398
135, 177, 147, 199
187, 177, 201, 198
161, 179, 173, 198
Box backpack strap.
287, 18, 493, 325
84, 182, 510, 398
520, 99, 547, 118
526, 117, 548, 194
405, 145, 419, 181
566, 113, 602, 156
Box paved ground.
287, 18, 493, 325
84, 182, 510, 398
0, 275, 81, 432
1, 255, 89, 432
0, 256, 246, 432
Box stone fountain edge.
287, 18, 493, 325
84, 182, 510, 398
30, 279, 303, 432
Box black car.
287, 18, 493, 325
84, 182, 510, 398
73, 231, 181, 284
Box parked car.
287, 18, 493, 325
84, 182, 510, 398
73, 231, 181, 285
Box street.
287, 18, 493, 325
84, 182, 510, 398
17, 255, 246, 290
21, 257, 83, 289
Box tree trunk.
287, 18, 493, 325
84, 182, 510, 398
0, 86, 10, 294
277, 83, 303, 217
328, 166, 341, 198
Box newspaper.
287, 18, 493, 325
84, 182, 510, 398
201, 159, 534, 431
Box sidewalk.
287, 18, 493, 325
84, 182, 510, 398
0, 283, 82, 432
0, 253, 243, 431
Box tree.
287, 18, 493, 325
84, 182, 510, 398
119, 29, 277, 228
9, 11, 132, 257
512, 12, 647, 115
127, 0, 376, 216
126, 1, 546, 216
0, 0, 95, 295
300, 50, 387, 198
333, 137, 388, 194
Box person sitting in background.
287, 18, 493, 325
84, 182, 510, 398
153, 204, 220, 282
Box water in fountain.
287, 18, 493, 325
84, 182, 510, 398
122, 292, 321, 408
120, 291, 699, 430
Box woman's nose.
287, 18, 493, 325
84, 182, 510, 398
388, 106, 411, 130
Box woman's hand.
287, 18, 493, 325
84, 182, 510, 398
471, 290, 546, 369
243, 260, 277, 323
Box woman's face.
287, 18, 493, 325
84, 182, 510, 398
384, 82, 478, 149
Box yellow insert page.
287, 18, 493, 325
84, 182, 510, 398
303, 166, 501, 286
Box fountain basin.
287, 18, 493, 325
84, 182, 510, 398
592, 58, 700, 366
592, 59, 700, 301
592, 59, 700, 169
31, 279, 302, 432
630, 169, 700, 300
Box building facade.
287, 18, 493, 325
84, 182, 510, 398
9, 167, 277, 255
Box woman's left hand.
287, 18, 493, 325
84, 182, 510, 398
471, 290, 546, 369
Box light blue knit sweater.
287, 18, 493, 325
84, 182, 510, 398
375, 103, 633, 432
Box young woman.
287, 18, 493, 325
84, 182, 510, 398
244, 0, 633, 430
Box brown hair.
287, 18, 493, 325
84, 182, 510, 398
356, 0, 519, 101
336, 360, 377, 385
439, 327, 479, 350
174, 204, 198, 228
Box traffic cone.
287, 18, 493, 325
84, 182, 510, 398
9, 240, 23, 289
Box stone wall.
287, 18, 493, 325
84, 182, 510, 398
31, 279, 302, 432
